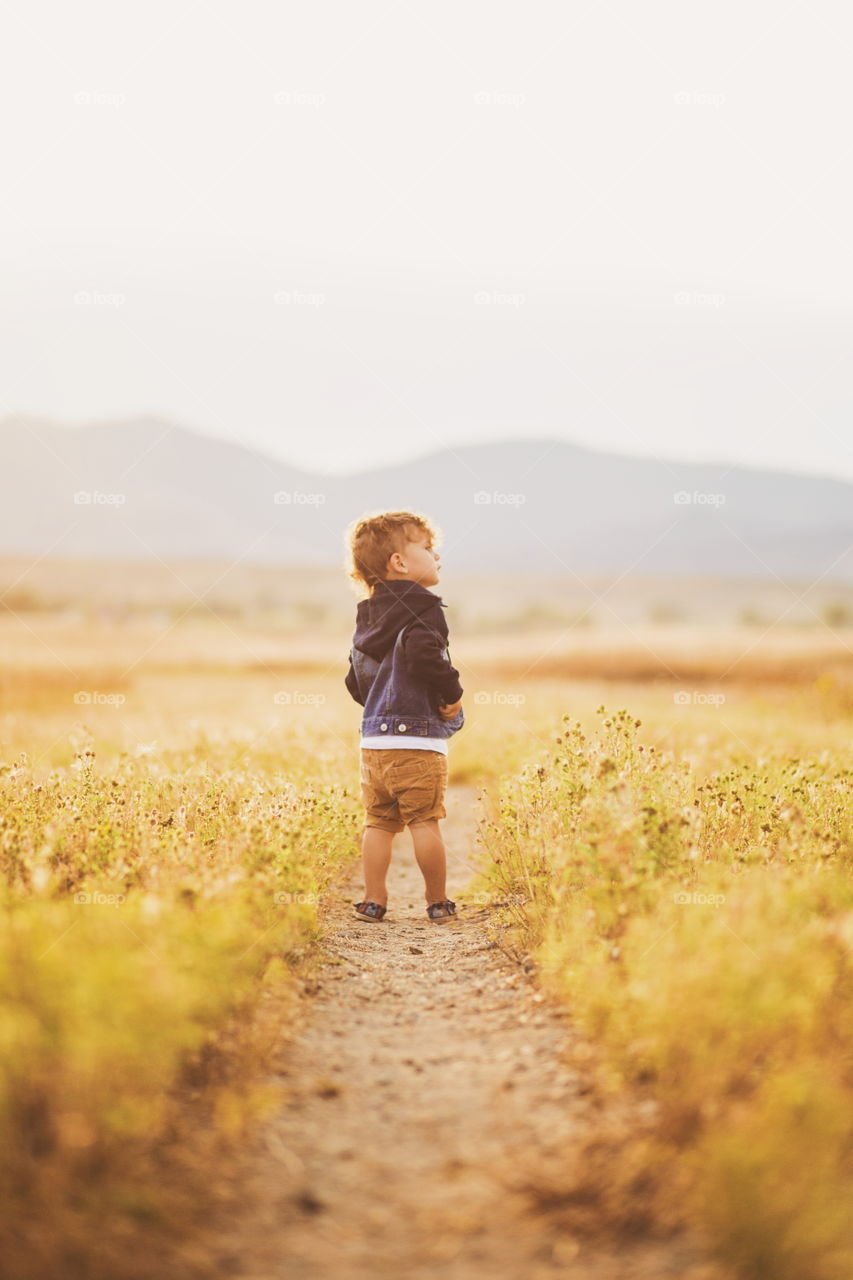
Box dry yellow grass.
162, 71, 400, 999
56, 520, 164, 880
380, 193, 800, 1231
475, 702, 853, 1279
1, 606, 850, 1278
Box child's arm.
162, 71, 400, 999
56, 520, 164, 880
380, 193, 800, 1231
402, 618, 463, 706
344, 652, 364, 705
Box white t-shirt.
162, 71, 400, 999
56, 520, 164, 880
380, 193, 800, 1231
360, 735, 448, 755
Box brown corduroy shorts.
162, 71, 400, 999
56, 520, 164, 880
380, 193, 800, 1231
360, 747, 448, 833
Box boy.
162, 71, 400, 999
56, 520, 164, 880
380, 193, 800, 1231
344, 510, 465, 924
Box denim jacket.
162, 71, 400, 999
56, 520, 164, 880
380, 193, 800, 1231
345, 579, 465, 742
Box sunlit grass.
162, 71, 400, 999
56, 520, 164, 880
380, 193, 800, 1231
2, 626, 851, 1278
0, 710, 361, 1278
477, 701, 853, 1279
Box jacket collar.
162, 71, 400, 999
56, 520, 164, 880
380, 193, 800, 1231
372, 578, 447, 608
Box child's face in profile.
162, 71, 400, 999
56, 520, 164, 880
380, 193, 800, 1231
386, 532, 441, 587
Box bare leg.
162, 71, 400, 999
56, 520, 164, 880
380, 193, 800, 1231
361, 826, 394, 906
409, 818, 447, 904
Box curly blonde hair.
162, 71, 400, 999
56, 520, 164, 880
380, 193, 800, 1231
343, 509, 441, 596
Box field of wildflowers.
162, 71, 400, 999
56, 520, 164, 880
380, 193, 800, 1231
477, 699, 853, 1279
2, 632, 850, 1278
0, 708, 361, 1278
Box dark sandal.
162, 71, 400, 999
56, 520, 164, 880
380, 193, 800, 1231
426, 898, 457, 922
354, 900, 387, 922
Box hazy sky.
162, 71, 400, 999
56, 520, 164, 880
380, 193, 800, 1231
2, 0, 852, 479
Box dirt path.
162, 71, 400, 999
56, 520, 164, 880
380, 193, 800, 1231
196, 785, 718, 1280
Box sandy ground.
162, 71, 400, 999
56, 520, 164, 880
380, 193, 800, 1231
192, 784, 721, 1280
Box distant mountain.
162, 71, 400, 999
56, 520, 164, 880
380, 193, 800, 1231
1, 415, 851, 582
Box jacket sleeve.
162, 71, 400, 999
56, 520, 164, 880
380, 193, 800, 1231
402, 616, 464, 704
344, 652, 364, 705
